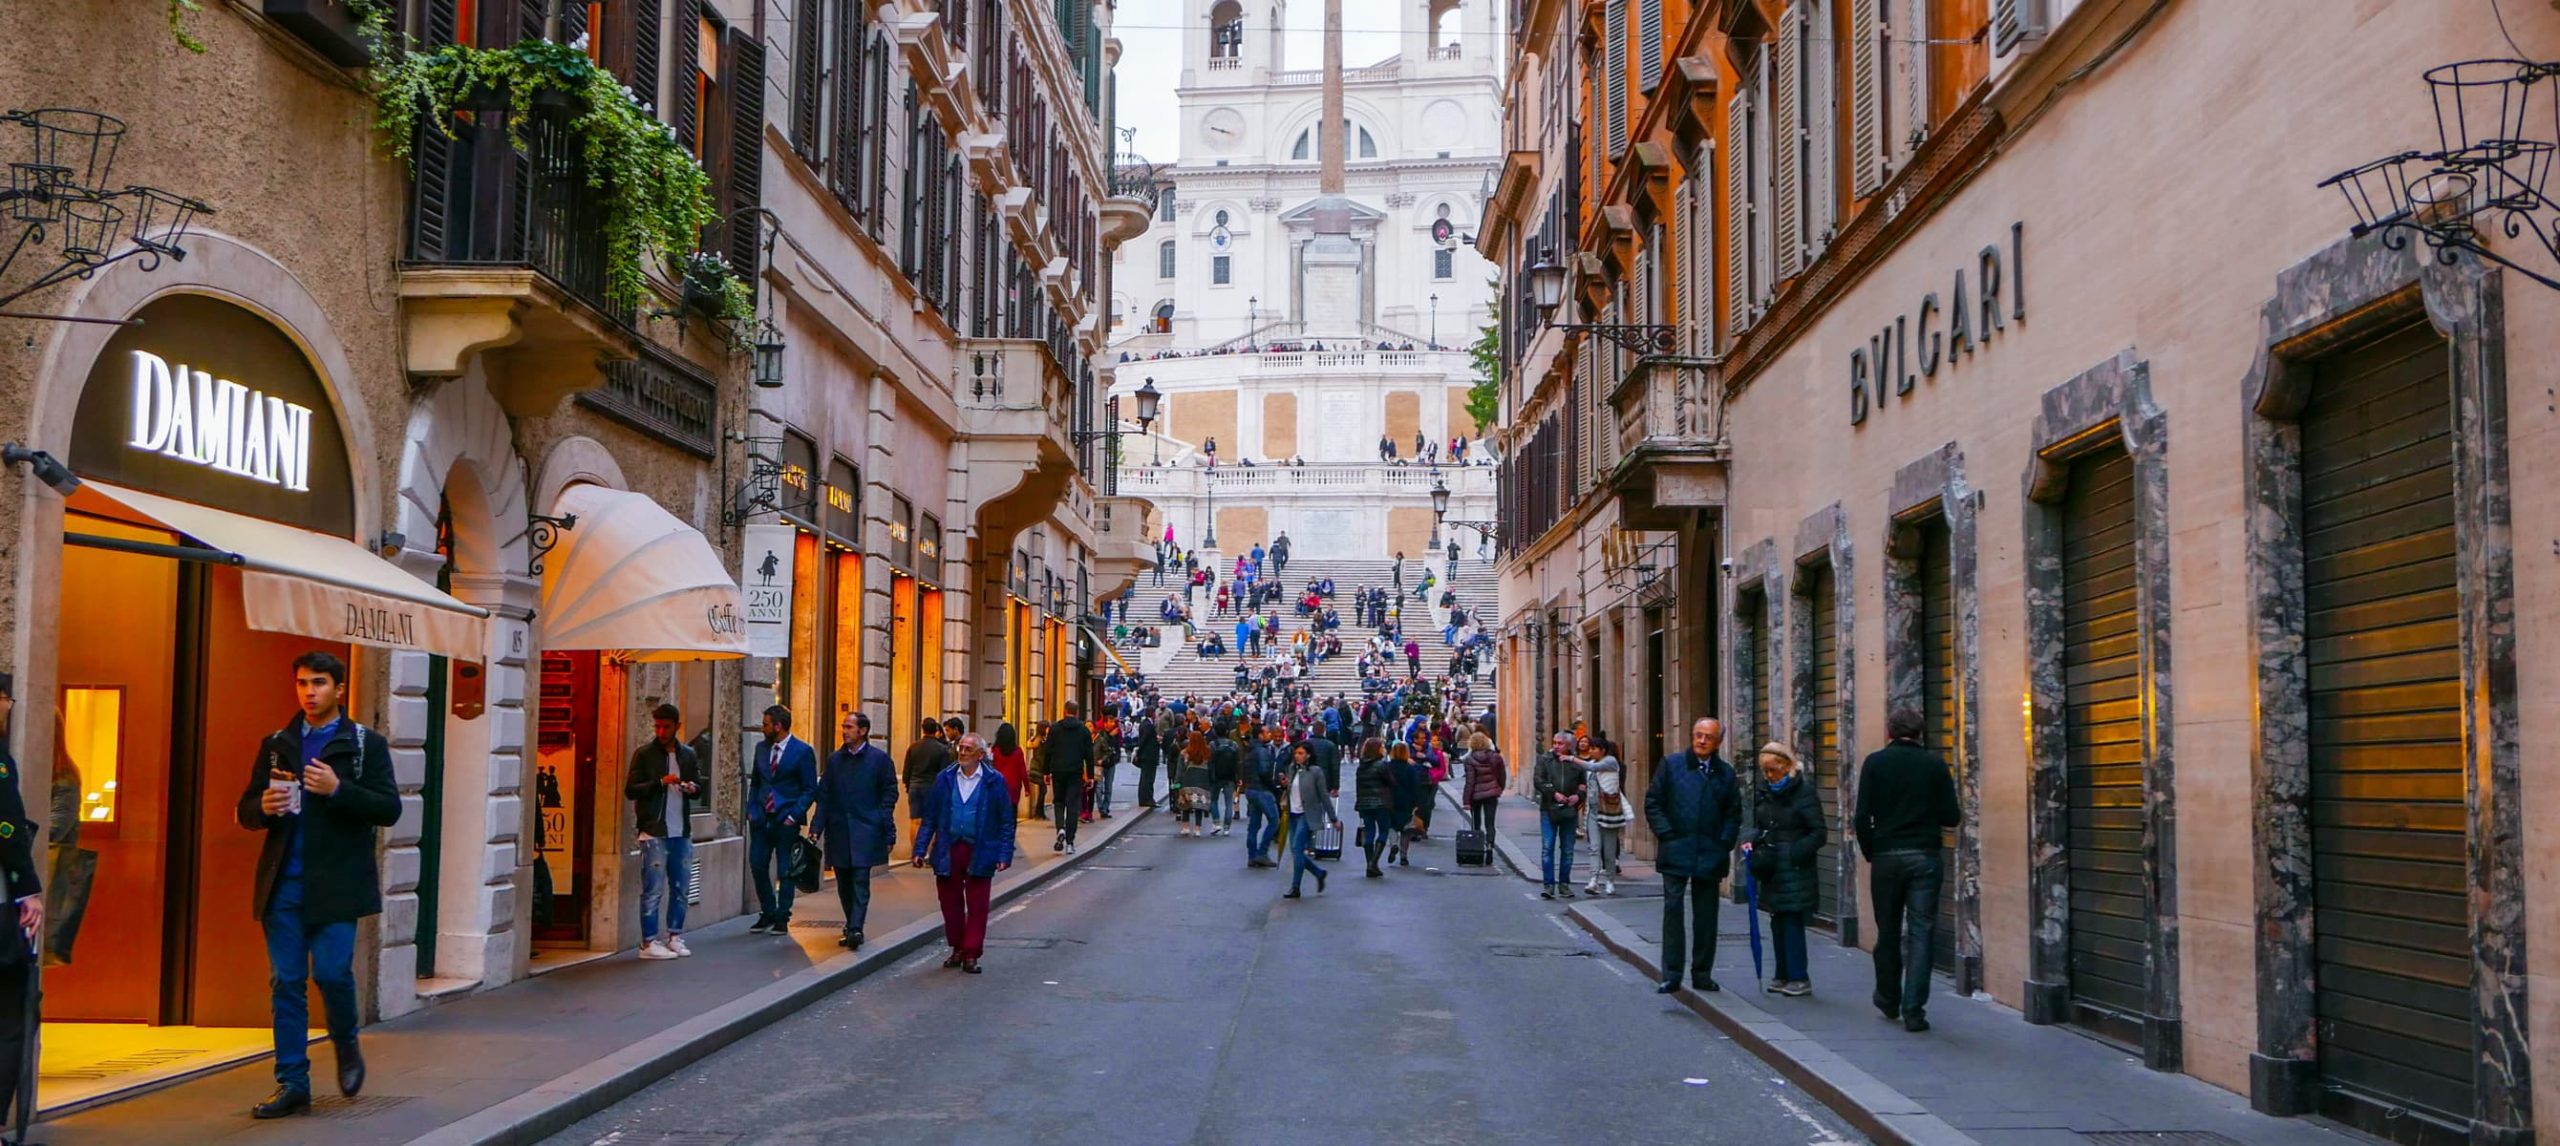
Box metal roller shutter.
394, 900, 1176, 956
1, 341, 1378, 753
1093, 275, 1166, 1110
1809, 565, 1841, 927
1920, 515, 1958, 972
2302, 319, 2470, 1127
2062, 446, 2144, 1043
1747, 596, 1772, 752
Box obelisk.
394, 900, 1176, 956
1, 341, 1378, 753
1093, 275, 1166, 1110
1301, 0, 1364, 337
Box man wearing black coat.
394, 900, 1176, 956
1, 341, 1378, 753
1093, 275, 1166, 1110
900, 720, 952, 843
1644, 717, 1742, 994
1133, 714, 1165, 810
1043, 702, 1096, 852
0, 676, 44, 1134
1854, 708, 1962, 1032
238, 651, 400, 1118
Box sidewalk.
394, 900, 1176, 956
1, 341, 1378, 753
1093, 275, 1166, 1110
41, 764, 1150, 1146
1446, 778, 2364, 1146
1435, 777, 1659, 891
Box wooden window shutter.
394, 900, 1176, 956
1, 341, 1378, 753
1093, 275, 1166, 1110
1807, 0, 1835, 256
791, 0, 822, 155
1772, 3, 1802, 280
1849, 0, 1882, 196
671, 0, 701, 149
517, 0, 545, 44
424, 0, 460, 46
869, 32, 891, 237
726, 26, 766, 289
1638, 0, 1663, 92
1604, 0, 1628, 156
628, 0, 663, 118
1993, 0, 2046, 58
1725, 92, 1749, 338
832, 0, 862, 207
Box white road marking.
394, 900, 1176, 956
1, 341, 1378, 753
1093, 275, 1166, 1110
1772, 1091, 1852, 1145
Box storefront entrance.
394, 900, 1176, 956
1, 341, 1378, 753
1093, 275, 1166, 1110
1917, 516, 1959, 974
2059, 445, 2146, 1046
1803, 565, 1842, 929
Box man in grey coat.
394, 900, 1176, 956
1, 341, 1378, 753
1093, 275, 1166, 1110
1284, 748, 1335, 899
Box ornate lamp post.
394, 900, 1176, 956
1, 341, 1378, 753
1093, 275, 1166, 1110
1525, 249, 1674, 353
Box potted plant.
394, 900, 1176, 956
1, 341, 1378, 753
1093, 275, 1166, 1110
675, 252, 755, 325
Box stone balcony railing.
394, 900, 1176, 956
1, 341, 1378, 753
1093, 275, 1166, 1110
1606, 355, 1729, 528
1118, 461, 1497, 498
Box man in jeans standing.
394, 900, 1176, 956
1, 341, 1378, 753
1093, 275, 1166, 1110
240, 651, 399, 1118
1645, 718, 1741, 994
1532, 732, 1585, 899
1854, 708, 1961, 1031
625, 704, 701, 960
745, 705, 817, 934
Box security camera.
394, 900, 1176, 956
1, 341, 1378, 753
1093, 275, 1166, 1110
1719, 557, 1735, 575
2, 444, 80, 497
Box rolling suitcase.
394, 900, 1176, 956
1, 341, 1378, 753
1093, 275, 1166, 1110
1454, 828, 1492, 867
1313, 825, 1345, 861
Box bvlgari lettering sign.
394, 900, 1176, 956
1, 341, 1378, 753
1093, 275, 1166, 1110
125, 350, 317, 489
1848, 222, 2026, 427
70, 294, 354, 534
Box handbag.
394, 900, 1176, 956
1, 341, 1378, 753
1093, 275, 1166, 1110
1596, 790, 1625, 817
790, 832, 825, 893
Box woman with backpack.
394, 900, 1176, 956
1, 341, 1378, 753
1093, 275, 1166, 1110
1353, 737, 1396, 877
1582, 734, 1631, 896
1176, 727, 1215, 838
1745, 741, 1825, 996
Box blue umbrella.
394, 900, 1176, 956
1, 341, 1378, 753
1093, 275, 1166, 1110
1744, 860, 1765, 985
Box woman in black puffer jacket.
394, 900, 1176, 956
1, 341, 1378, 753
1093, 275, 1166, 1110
1746, 741, 1825, 997
1353, 738, 1396, 878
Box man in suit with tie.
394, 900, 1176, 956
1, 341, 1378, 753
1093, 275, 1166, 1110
745, 704, 817, 934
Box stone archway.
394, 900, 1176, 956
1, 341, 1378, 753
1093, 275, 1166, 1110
381, 367, 533, 1012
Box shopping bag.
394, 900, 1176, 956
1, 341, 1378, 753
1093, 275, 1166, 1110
790, 834, 824, 894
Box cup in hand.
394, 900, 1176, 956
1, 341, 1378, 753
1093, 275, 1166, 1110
270, 775, 303, 816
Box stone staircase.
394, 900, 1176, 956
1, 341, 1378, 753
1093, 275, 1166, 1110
1103, 548, 1498, 704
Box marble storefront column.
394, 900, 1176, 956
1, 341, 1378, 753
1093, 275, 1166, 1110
1882, 444, 1983, 997
1789, 505, 1857, 949
2237, 235, 2527, 1141
2016, 350, 2180, 1072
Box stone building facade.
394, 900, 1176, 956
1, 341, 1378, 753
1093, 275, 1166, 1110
1492, 0, 2560, 1139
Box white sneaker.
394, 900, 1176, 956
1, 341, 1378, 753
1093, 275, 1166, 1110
638, 939, 677, 960
667, 935, 692, 957
1602, 879, 1617, 896
1583, 878, 1602, 895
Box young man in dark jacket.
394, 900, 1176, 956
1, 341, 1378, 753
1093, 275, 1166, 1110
1042, 702, 1096, 852
625, 703, 703, 960
1644, 718, 1742, 994
239, 651, 400, 1118
1854, 708, 1962, 1031
746, 705, 818, 934
900, 720, 953, 843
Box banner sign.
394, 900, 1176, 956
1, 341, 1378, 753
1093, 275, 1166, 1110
743, 523, 796, 658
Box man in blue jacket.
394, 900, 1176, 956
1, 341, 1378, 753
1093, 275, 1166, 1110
745, 704, 817, 934
816, 711, 898, 951
1644, 717, 1742, 994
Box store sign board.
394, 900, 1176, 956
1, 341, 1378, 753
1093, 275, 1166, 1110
70, 294, 354, 533
1848, 222, 2026, 427
743, 523, 796, 658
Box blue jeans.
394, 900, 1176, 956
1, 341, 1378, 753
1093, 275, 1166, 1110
1290, 817, 1327, 892
1243, 790, 1279, 861
639, 835, 694, 940
263, 880, 357, 1093
1869, 849, 1944, 1017
1539, 812, 1577, 886
1094, 753, 1116, 814
1770, 910, 1810, 982
748, 821, 800, 920
1213, 786, 1234, 827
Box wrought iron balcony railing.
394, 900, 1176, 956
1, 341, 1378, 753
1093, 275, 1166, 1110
404, 107, 629, 325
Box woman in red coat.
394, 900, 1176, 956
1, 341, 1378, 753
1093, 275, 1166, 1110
991, 722, 1031, 821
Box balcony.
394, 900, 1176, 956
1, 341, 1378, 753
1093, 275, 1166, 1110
958, 338, 1079, 536
399, 109, 640, 415
1101, 152, 1169, 250
1607, 355, 1729, 529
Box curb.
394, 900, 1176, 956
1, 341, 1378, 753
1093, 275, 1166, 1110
1565, 902, 1978, 1146
408, 807, 1156, 1146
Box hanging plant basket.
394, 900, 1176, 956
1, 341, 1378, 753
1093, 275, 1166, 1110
674, 251, 755, 325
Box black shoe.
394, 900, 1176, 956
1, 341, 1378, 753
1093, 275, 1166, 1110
943, 951, 963, 968
336, 1047, 365, 1096
838, 930, 856, 949
1555, 884, 1573, 897
1698, 978, 1721, 992
747, 915, 773, 934
1366, 866, 1383, 878
1053, 841, 1065, 852
1283, 889, 1303, 899
849, 931, 864, 950
1540, 886, 1555, 899
961, 960, 983, 974
252, 1087, 311, 1119
1656, 979, 1681, 994
1315, 870, 1328, 894
1904, 1013, 1931, 1033
1875, 995, 1902, 1021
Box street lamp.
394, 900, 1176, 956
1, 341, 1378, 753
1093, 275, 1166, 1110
1247, 295, 1258, 348
1525, 247, 1674, 353
1430, 472, 1496, 552
750, 318, 786, 388
1429, 292, 1439, 349
1140, 376, 1163, 463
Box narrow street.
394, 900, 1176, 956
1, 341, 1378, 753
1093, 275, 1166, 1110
545, 818, 1860, 1146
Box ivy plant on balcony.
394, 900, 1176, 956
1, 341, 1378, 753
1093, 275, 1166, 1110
674, 251, 756, 325
370, 34, 737, 315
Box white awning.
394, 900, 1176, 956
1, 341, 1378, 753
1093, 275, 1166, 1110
76, 480, 489, 660
537, 484, 748, 662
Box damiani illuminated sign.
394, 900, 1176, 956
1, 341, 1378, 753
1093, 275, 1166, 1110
125, 350, 315, 490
